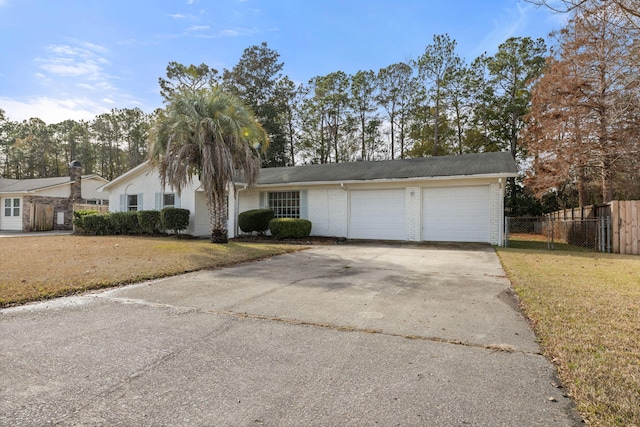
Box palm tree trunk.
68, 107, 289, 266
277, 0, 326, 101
207, 186, 228, 243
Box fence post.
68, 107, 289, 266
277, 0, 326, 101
504, 217, 509, 247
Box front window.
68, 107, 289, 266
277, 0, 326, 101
268, 191, 300, 218
163, 193, 176, 208
4, 198, 20, 217
127, 194, 138, 211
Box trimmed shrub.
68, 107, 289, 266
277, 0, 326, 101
82, 213, 112, 235
238, 209, 274, 234
73, 210, 100, 234
110, 211, 141, 235
161, 207, 190, 234
269, 218, 312, 239
137, 210, 162, 234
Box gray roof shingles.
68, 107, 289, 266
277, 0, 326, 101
256, 152, 518, 185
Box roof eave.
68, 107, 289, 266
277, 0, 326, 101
253, 172, 519, 188
98, 161, 151, 192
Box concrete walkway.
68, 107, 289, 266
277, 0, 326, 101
0, 230, 73, 237
0, 243, 582, 426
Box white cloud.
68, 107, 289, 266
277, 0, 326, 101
169, 13, 186, 19
187, 25, 210, 31
0, 96, 111, 124
36, 43, 113, 88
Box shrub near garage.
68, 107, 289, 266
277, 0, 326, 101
269, 218, 312, 239
238, 209, 274, 234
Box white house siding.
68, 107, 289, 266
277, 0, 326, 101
405, 187, 422, 241
308, 187, 348, 237
489, 182, 504, 245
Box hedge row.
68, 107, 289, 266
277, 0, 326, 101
73, 208, 190, 236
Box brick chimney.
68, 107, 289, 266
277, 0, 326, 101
69, 160, 82, 202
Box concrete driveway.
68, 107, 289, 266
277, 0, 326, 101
0, 242, 581, 426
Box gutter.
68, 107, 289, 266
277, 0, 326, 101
251, 172, 519, 189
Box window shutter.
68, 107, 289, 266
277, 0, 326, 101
175, 194, 181, 208
300, 190, 308, 219
138, 194, 144, 210
259, 192, 266, 209
119, 194, 125, 212
155, 193, 161, 210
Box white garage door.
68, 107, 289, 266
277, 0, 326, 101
349, 189, 405, 240
422, 186, 490, 243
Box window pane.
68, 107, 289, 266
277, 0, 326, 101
268, 191, 300, 218
127, 194, 138, 211
163, 193, 175, 207
13, 198, 20, 207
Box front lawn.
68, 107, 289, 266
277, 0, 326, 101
0, 235, 302, 307
497, 244, 640, 427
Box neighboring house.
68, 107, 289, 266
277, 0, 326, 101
99, 152, 518, 245
0, 161, 109, 231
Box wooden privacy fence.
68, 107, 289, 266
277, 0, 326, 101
611, 201, 640, 255
30, 203, 54, 231
73, 203, 109, 214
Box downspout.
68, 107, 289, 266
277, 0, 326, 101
498, 178, 505, 246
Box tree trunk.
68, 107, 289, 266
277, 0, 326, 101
207, 185, 229, 243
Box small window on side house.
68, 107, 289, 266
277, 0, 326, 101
163, 193, 176, 208
127, 194, 139, 211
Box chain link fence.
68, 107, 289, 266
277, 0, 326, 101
505, 216, 611, 252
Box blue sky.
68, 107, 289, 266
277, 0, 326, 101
0, 0, 564, 124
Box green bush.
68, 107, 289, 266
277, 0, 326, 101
73, 210, 100, 233
82, 214, 112, 235
137, 210, 162, 234
268, 218, 312, 239
238, 209, 274, 234
161, 207, 190, 234
110, 211, 141, 235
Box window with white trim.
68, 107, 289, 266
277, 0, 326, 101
163, 193, 176, 208
127, 194, 139, 211
268, 191, 300, 218
4, 198, 20, 217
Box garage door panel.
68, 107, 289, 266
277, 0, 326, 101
350, 189, 405, 240
422, 186, 490, 243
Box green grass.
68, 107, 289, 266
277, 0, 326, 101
497, 241, 640, 427
0, 235, 303, 307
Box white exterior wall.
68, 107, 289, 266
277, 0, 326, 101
81, 177, 109, 201
105, 167, 200, 235
238, 177, 507, 245
32, 186, 70, 198
489, 182, 503, 246
405, 187, 421, 241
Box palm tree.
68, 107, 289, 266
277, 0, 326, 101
150, 88, 268, 243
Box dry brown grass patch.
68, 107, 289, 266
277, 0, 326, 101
497, 247, 640, 427
0, 235, 302, 307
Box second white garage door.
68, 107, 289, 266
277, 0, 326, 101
422, 186, 490, 243
349, 189, 406, 240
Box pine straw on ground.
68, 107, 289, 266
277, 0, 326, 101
0, 235, 303, 307
497, 246, 640, 427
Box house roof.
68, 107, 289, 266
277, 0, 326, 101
0, 175, 107, 194
255, 151, 518, 186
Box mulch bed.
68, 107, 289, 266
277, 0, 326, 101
231, 235, 342, 245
